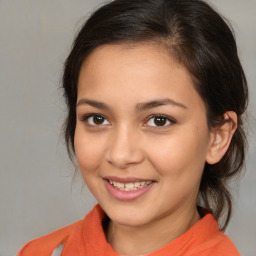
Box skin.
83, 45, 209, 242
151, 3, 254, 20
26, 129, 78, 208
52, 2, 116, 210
74, 44, 237, 255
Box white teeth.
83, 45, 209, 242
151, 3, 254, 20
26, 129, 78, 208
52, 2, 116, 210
140, 181, 146, 186
134, 182, 141, 187
125, 183, 134, 189
108, 180, 152, 191
112, 181, 124, 188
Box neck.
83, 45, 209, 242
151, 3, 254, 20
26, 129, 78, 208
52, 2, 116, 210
106, 206, 200, 256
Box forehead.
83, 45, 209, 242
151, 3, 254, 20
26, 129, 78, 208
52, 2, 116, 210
80, 43, 176, 75
77, 43, 205, 113
79, 43, 187, 88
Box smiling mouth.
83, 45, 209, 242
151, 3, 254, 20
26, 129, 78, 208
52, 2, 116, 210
107, 179, 153, 191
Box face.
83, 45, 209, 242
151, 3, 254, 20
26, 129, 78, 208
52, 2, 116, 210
75, 44, 213, 227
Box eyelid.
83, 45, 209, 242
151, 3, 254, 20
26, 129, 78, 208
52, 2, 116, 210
80, 113, 110, 126
79, 113, 176, 128
144, 114, 176, 128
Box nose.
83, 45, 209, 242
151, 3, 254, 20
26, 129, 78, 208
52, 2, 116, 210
106, 125, 145, 169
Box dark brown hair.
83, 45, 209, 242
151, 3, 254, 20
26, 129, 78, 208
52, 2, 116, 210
62, 0, 248, 231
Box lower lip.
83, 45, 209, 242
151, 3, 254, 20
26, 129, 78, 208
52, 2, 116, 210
104, 180, 155, 201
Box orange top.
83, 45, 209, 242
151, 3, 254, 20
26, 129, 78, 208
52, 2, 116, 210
17, 204, 241, 256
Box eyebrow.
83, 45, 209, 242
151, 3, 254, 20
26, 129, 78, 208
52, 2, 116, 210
135, 98, 187, 112
76, 99, 110, 110
76, 98, 187, 112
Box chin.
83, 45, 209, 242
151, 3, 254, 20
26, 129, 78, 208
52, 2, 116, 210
111, 214, 149, 227
102, 203, 154, 227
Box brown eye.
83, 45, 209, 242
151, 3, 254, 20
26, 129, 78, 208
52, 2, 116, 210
82, 114, 110, 126
154, 117, 167, 126
93, 115, 105, 125
146, 115, 175, 127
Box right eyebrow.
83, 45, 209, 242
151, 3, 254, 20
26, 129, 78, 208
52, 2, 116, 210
76, 99, 111, 110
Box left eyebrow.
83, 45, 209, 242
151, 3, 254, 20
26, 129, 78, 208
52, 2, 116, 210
135, 98, 187, 113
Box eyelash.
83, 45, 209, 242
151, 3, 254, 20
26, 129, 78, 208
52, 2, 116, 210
145, 114, 176, 128
80, 113, 110, 126
80, 113, 176, 128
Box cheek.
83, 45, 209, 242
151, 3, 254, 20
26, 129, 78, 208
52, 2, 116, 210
147, 127, 209, 179
74, 127, 105, 174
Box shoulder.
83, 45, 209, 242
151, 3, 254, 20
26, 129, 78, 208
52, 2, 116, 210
189, 213, 241, 256
16, 205, 104, 256
16, 220, 83, 256
204, 232, 241, 256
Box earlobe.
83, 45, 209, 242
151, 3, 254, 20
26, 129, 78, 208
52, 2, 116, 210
206, 111, 237, 165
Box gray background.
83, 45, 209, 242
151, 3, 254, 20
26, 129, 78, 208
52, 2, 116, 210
0, 1, 255, 256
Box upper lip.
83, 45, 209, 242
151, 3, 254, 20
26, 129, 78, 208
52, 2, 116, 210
104, 176, 155, 183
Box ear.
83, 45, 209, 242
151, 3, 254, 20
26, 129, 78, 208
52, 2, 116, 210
206, 111, 237, 165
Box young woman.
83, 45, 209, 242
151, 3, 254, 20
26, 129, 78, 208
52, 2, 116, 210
17, 0, 248, 255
